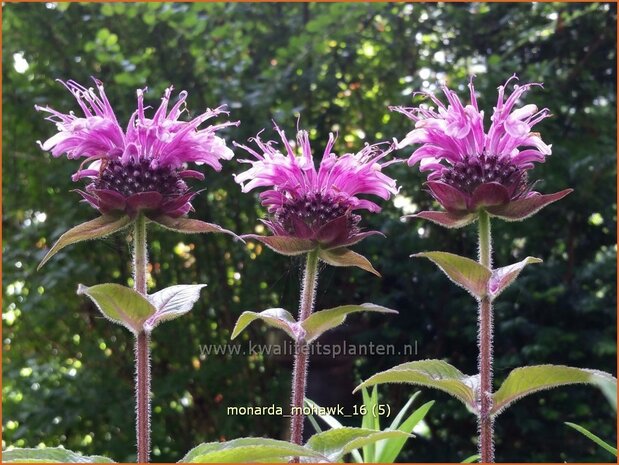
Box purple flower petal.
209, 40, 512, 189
486, 189, 573, 221
426, 181, 468, 211
73, 189, 102, 210
405, 210, 477, 229
234, 123, 398, 246
126, 192, 164, 213
179, 170, 205, 180
470, 182, 510, 210
315, 215, 351, 248
290, 216, 316, 240
89, 188, 127, 211
164, 203, 193, 218
160, 192, 197, 212
37, 78, 236, 219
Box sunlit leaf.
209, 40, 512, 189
305, 427, 410, 462
492, 365, 617, 416
302, 303, 397, 343
318, 247, 381, 276
77, 283, 156, 334
243, 234, 315, 256
150, 215, 241, 241
38, 214, 132, 270
179, 438, 322, 463
488, 256, 542, 299
2, 447, 115, 463
413, 252, 491, 300
355, 360, 479, 413
231, 308, 298, 340
145, 284, 207, 330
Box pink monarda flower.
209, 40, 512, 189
36, 78, 238, 219
234, 124, 398, 254
392, 75, 572, 228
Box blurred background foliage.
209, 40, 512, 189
2, 2, 616, 462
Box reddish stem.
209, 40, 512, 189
477, 210, 495, 463
133, 214, 150, 463
289, 250, 319, 461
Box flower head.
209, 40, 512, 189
36, 78, 238, 218
393, 75, 572, 227
234, 124, 398, 251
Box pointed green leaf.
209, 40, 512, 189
598, 375, 617, 410
38, 214, 132, 270
461, 453, 481, 463
77, 283, 156, 334
231, 308, 298, 340
565, 422, 617, 457
243, 234, 315, 256
303, 399, 366, 463
150, 215, 242, 241
361, 386, 379, 461
354, 360, 479, 413
179, 438, 323, 463
304, 398, 345, 431
413, 252, 491, 299
377, 400, 434, 463
306, 427, 410, 462
318, 247, 381, 276
387, 392, 421, 431
489, 256, 542, 300
2, 447, 115, 463
145, 284, 207, 330
492, 365, 617, 416
302, 304, 397, 343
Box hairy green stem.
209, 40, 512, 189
477, 210, 494, 463
290, 249, 320, 460
133, 214, 150, 463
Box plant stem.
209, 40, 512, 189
133, 214, 150, 463
477, 210, 494, 463
290, 249, 320, 458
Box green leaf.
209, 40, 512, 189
38, 214, 132, 270
305, 427, 410, 462
488, 256, 542, 299
304, 398, 345, 430
461, 453, 481, 463
377, 400, 434, 463
354, 360, 479, 413
179, 438, 322, 463
565, 422, 617, 457
243, 234, 315, 256
318, 247, 381, 276
386, 392, 422, 431
598, 375, 617, 410
492, 365, 617, 416
361, 386, 379, 461
231, 308, 298, 340
2, 447, 114, 463
77, 283, 156, 334
303, 399, 366, 463
405, 210, 477, 229
150, 215, 242, 241
145, 284, 207, 330
302, 303, 397, 343
413, 252, 491, 299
